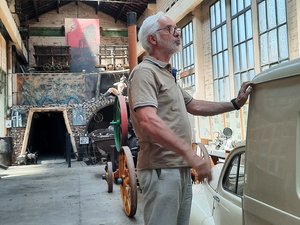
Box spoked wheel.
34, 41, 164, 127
110, 95, 128, 152
106, 161, 113, 193
118, 146, 137, 217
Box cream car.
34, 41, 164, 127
190, 146, 245, 225
190, 58, 300, 225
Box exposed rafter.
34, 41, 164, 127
57, 0, 60, 13
16, 0, 152, 25
114, 3, 126, 23
96, 1, 101, 14
32, 0, 39, 22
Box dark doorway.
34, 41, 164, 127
27, 112, 67, 160
87, 104, 114, 133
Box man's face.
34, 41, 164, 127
155, 17, 181, 54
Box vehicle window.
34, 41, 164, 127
222, 152, 245, 196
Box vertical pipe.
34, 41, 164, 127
127, 12, 138, 72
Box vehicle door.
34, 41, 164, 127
211, 146, 245, 225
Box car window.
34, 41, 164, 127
222, 152, 245, 196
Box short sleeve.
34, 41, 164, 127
179, 86, 193, 105
129, 67, 159, 110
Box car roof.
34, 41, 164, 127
252, 58, 300, 84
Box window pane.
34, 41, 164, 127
233, 46, 240, 73
247, 40, 254, 68
219, 79, 224, 101
183, 50, 187, 67
245, 0, 251, 8
181, 29, 186, 46
277, 0, 286, 24
211, 5, 216, 28
188, 47, 191, 67
218, 53, 224, 76
278, 25, 288, 60
267, 0, 276, 29
238, 14, 246, 42
221, 0, 226, 22
222, 25, 227, 49
268, 29, 278, 63
237, 0, 244, 13
212, 31, 217, 54
224, 76, 230, 100
245, 10, 253, 39
249, 69, 255, 80
216, 1, 221, 25
224, 51, 229, 75
232, 18, 238, 45
187, 26, 191, 44
190, 23, 193, 41
260, 33, 269, 65
214, 80, 219, 101
217, 27, 223, 52
234, 74, 241, 95
191, 44, 195, 65
240, 43, 247, 71
213, 55, 218, 79
241, 71, 248, 82
262, 65, 269, 71
231, 0, 237, 16
258, 2, 267, 33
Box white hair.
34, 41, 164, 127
138, 11, 166, 53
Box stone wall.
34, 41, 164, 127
9, 95, 115, 164
8, 70, 127, 164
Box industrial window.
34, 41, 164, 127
210, 0, 230, 102
171, 51, 182, 81
182, 22, 194, 70
181, 74, 195, 88
231, 0, 255, 95
258, 0, 289, 71
171, 21, 194, 85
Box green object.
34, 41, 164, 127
111, 97, 122, 152
29, 27, 65, 36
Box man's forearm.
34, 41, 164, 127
187, 99, 235, 116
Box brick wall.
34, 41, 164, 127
287, 0, 299, 60
27, 2, 128, 67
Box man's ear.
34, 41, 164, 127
148, 34, 157, 45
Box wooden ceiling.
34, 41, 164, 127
15, 0, 154, 25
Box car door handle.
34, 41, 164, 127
213, 195, 220, 202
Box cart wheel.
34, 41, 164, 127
106, 161, 113, 193
110, 95, 128, 152
118, 146, 137, 217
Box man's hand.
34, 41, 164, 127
235, 81, 253, 108
187, 144, 212, 183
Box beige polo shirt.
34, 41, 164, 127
128, 56, 193, 170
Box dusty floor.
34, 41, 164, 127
0, 160, 144, 225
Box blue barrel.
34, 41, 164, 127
0, 137, 12, 166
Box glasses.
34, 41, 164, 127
155, 25, 181, 36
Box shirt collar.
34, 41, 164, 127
144, 56, 172, 72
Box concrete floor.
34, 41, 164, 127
0, 160, 144, 225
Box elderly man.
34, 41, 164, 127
128, 11, 252, 225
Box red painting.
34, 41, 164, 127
65, 18, 100, 72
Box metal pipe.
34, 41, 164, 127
127, 12, 137, 72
